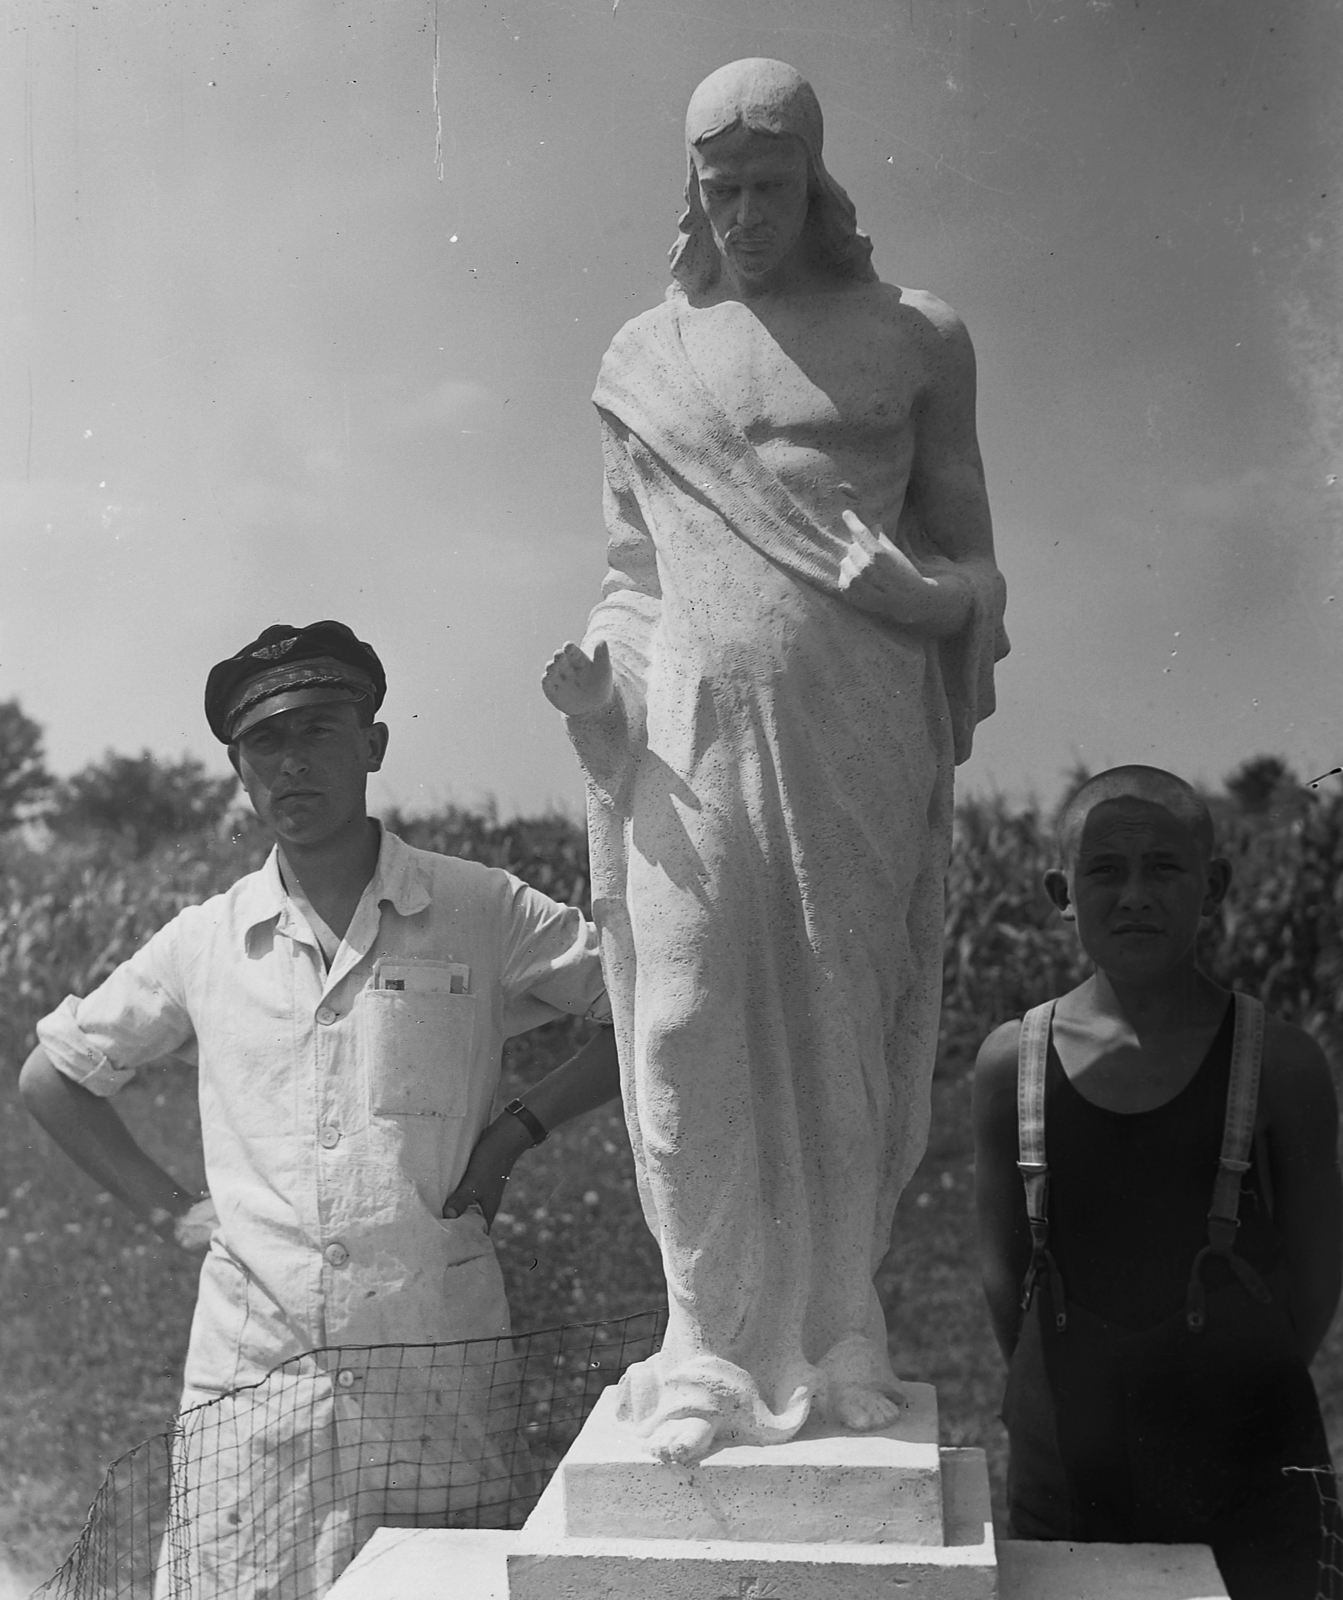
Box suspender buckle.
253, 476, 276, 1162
1020, 1244, 1069, 1331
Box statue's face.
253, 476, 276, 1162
692, 128, 811, 290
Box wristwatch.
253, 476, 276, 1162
504, 1098, 549, 1146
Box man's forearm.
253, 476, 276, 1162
19, 1046, 197, 1226
519, 1025, 621, 1134
440, 1025, 622, 1223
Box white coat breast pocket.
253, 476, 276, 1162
362, 961, 477, 1118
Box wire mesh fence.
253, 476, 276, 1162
34, 1307, 667, 1600
1284, 1464, 1343, 1600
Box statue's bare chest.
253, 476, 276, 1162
678, 298, 924, 457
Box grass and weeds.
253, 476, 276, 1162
3, 772, 1342, 1579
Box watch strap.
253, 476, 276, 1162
504, 1097, 549, 1147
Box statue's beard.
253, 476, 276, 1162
722, 230, 782, 272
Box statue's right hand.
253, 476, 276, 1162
541, 640, 615, 717
837, 510, 970, 638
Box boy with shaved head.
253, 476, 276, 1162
974, 765, 1340, 1598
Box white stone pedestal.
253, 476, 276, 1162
504, 1385, 998, 1598
559, 1382, 947, 1544
325, 1385, 1230, 1600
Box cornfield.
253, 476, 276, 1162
2, 783, 1340, 1078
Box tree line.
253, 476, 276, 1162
0, 699, 239, 858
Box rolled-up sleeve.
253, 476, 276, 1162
35, 921, 197, 1097
500, 879, 611, 1036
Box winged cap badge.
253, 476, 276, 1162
251, 637, 299, 661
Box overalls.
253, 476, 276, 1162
1003, 993, 1338, 1600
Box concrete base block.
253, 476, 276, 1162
558, 1383, 944, 1544
328, 1527, 1231, 1600
329, 1528, 518, 1600
502, 1437, 996, 1600
997, 1540, 1229, 1599
507, 1543, 994, 1600
940, 1448, 995, 1548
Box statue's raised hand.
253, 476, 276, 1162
837, 510, 970, 638
542, 640, 615, 717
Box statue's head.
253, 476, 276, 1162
670, 59, 876, 297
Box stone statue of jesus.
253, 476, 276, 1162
543, 58, 1009, 1465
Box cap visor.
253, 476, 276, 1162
230, 686, 365, 741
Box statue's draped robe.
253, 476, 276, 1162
571, 299, 1008, 1445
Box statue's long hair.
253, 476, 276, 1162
668, 124, 877, 298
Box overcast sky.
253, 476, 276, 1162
1, 0, 1339, 818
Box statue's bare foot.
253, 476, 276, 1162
829, 1382, 905, 1433
647, 1415, 718, 1466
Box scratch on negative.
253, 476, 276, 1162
432, 0, 444, 181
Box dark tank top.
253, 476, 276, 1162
1046, 1002, 1281, 1329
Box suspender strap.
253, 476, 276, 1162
1208, 992, 1265, 1238
1017, 1001, 1053, 1219
1186, 993, 1274, 1331
1017, 1001, 1067, 1328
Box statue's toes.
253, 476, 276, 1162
647, 1415, 718, 1466
829, 1383, 905, 1433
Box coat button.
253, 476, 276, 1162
316, 1007, 337, 1025
320, 1127, 340, 1149
324, 1242, 349, 1268
336, 1369, 356, 1389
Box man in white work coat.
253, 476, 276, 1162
21, 619, 620, 1598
